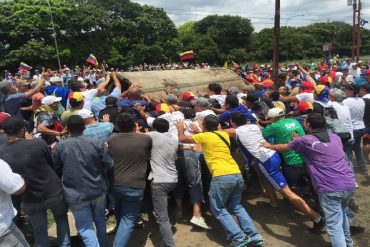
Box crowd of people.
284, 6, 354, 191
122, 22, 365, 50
0, 56, 369, 247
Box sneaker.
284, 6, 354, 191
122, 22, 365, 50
135, 219, 144, 229
309, 218, 325, 234
248, 239, 265, 246
190, 216, 212, 230
229, 236, 252, 247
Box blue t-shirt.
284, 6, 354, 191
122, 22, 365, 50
83, 122, 114, 142
219, 104, 256, 124
4, 93, 27, 117
91, 87, 121, 120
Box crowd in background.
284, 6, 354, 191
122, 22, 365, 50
0, 56, 369, 247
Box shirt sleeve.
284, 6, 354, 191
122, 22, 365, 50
295, 93, 307, 102
146, 116, 155, 128
219, 111, 231, 122
0, 160, 24, 194
109, 87, 121, 98
192, 133, 205, 145
288, 137, 305, 153
262, 124, 274, 138
36, 112, 54, 127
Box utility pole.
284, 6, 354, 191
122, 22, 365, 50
46, 0, 62, 70
352, 0, 361, 62
272, 0, 280, 88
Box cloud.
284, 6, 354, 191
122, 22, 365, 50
132, 0, 370, 31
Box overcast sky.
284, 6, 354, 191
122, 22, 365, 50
132, 0, 370, 31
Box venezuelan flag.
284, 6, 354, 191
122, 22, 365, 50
86, 54, 98, 66
179, 50, 194, 61
18, 62, 33, 71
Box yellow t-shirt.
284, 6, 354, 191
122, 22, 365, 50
192, 131, 240, 177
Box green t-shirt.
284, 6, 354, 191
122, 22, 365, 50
60, 109, 78, 126
262, 118, 305, 166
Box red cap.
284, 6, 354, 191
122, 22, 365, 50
182, 91, 195, 101
297, 101, 313, 113
258, 79, 274, 89
365, 69, 370, 76
300, 81, 314, 93
320, 76, 329, 84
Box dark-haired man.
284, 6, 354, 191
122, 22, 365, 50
219, 95, 256, 124
98, 97, 120, 124
108, 113, 152, 247
60, 92, 84, 126
261, 112, 356, 247
208, 83, 226, 108
146, 118, 178, 247
176, 114, 263, 247
53, 115, 113, 247
0, 116, 71, 247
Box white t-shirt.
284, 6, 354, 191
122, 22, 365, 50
0, 160, 24, 237
195, 109, 216, 121
147, 111, 184, 140
82, 88, 98, 111
363, 94, 370, 100
210, 95, 226, 108
343, 97, 365, 130
235, 125, 276, 163
331, 101, 354, 140
295, 92, 314, 103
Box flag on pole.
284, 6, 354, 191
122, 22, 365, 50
223, 61, 228, 68
179, 50, 195, 61
86, 54, 98, 66
232, 61, 239, 69
18, 62, 33, 71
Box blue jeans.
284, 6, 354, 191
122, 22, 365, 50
112, 186, 144, 247
173, 150, 203, 204
318, 190, 354, 247
0, 222, 30, 247
208, 174, 262, 242
23, 194, 70, 247
69, 194, 107, 247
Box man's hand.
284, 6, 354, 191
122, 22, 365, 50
175, 119, 185, 133
260, 141, 272, 149
291, 132, 299, 139
60, 128, 69, 136
102, 114, 110, 122
133, 104, 145, 112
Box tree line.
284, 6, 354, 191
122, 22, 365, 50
0, 0, 369, 70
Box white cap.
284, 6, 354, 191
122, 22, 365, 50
77, 77, 84, 82
78, 109, 94, 119
50, 76, 62, 83
41, 95, 62, 105
267, 108, 285, 118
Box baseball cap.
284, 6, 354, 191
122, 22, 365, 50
0, 112, 10, 128
267, 108, 285, 118
155, 103, 170, 113
50, 76, 62, 83
297, 101, 313, 114
41, 95, 62, 105
259, 79, 274, 89
70, 92, 84, 102
78, 109, 94, 119
364, 69, 370, 76
182, 91, 195, 101
300, 81, 314, 93
315, 85, 330, 103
